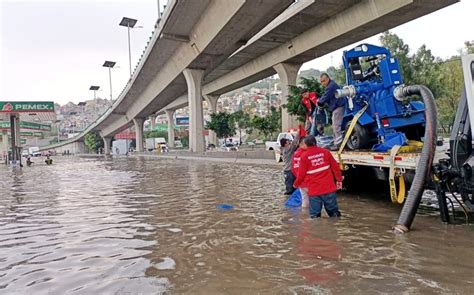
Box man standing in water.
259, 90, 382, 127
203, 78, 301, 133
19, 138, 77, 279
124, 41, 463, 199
280, 133, 300, 195
294, 135, 342, 218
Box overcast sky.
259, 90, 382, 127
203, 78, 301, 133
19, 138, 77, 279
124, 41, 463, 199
1, 0, 472, 105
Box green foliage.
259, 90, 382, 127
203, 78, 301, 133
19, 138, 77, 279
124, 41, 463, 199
180, 135, 189, 148
437, 57, 463, 128
251, 107, 281, 139
231, 110, 252, 144
84, 131, 103, 153
207, 112, 236, 139
411, 45, 444, 98
144, 130, 168, 140
463, 40, 474, 54
379, 31, 473, 130
326, 65, 346, 86
284, 77, 324, 123
380, 31, 413, 84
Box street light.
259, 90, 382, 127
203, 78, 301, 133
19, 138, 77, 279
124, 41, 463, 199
89, 85, 100, 99
102, 61, 116, 102
89, 86, 100, 119
157, 0, 161, 21
119, 17, 138, 78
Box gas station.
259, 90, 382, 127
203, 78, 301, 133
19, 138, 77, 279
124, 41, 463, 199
0, 101, 56, 165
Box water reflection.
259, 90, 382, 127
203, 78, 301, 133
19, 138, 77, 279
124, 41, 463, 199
0, 157, 473, 294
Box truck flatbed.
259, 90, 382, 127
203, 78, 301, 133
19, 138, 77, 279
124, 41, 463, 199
331, 150, 420, 170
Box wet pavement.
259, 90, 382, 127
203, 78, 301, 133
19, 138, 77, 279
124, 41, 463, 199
1, 156, 473, 294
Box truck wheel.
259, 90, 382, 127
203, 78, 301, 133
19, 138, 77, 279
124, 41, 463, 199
346, 121, 369, 150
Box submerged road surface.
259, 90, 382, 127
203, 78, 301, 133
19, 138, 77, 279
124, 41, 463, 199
1, 157, 473, 294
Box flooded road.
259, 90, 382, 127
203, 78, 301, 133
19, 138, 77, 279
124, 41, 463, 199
1, 157, 473, 294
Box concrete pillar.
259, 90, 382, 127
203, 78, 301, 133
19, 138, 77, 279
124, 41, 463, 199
183, 68, 205, 152
273, 63, 302, 132
204, 95, 219, 146
133, 118, 145, 152
103, 137, 112, 155
149, 115, 157, 131
165, 110, 175, 148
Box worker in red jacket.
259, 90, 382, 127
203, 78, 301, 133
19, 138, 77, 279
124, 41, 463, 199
293, 135, 343, 218
291, 141, 309, 208
301, 90, 326, 136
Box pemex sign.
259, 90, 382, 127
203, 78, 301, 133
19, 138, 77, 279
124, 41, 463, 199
0, 101, 55, 113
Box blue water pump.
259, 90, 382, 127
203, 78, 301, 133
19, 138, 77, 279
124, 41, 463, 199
336, 44, 426, 150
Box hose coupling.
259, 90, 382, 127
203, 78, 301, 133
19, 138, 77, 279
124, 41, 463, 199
393, 85, 408, 102
335, 85, 356, 99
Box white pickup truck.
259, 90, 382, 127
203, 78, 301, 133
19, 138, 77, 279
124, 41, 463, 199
265, 132, 295, 151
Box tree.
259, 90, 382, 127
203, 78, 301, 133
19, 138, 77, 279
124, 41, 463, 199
380, 31, 413, 84
207, 112, 236, 142
84, 131, 103, 153
463, 40, 474, 54
231, 110, 252, 145
144, 130, 168, 140
412, 45, 444, 98
284, 77, 324, 123
327, 65, 346, 86
437, 57, 464, 131
251, 107, 281, 139
267, 106, 281, 138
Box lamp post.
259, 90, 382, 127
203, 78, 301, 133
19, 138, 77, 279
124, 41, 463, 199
102, 61, 116, 102
89, 86, 100, 119
89, 85, 100, 99
54, 120, 61, 144
119, 17, 138, 78
157, 0, 161, 20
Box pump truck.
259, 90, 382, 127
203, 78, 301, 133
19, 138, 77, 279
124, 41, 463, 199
337, 44, 426, 151
328, 44, 473, 233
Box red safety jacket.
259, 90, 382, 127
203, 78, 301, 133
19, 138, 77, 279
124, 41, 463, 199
294, 146, 343, 196
291, 147, 304, 178
301, 92, 318, 114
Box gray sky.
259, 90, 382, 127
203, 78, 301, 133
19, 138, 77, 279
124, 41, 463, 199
1, 0, 472, 105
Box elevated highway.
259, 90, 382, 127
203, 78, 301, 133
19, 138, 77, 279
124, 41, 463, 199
44, 0, 458, 154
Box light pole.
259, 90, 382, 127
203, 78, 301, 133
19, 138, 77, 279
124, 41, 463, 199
54, 120, 61, 144
102, 61, 116, 102
157, 0, 161, 20
89, 85, 100, 99
89, 86, 100, 119
119, 17, 138, 78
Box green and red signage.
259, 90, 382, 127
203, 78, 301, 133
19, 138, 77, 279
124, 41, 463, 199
18, 131, 42, 137
0, 101, 55, 113
0, 121, 51, 131
20, 131, 33, 137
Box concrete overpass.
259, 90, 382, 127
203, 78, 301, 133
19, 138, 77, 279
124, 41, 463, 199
44, 0, 458, 154
45, 0, 293, 153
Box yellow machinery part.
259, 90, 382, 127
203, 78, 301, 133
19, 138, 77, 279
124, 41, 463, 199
388, 145, 406, 203
337, 104, 369, 170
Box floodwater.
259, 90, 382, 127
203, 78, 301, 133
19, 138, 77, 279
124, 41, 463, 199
1, 156, 473, 294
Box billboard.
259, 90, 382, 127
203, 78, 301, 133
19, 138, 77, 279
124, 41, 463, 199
0, 101, 54, 113
175, 116, 189, 126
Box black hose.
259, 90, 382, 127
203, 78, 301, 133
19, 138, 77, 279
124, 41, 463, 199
393, 85, 437, 233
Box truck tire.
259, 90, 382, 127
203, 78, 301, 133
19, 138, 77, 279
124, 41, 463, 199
346, 121, 370, 150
